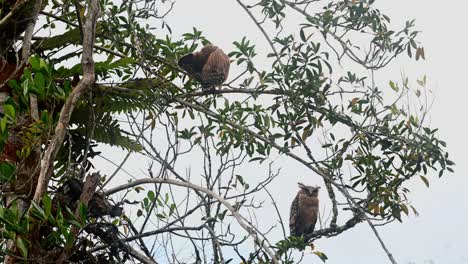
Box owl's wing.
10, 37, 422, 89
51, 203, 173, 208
178, 53, 195, 73
308, 204, 319, 234
178, 53, 202, 82
289, 194, 301, 237
201, 49, 230, 87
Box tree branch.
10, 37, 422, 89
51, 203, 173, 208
33, 0, 100, 203
21, 0, 43, 121
305, 213, 363, 242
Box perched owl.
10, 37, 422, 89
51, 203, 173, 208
289, 183, 320, 237
178, 44, 230, 90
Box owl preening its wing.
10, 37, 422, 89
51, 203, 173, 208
290, 183, 320, 238
178, 44, 230, 90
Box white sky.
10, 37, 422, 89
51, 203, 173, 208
98, 1, 468, 263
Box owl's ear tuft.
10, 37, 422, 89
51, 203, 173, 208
298, 182, 310, 192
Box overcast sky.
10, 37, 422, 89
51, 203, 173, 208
98, 1, 468, 263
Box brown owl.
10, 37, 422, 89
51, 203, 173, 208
178, 44, 230, 90
289, 183, 320, 237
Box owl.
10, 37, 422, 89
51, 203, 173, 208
178, 44, 230, 90
289, 183, 320, 237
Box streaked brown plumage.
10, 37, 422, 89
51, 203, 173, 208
289, 183, 320, 237
178, 44, 230, 89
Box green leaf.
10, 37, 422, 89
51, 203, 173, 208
419, 175, 429, 188
410, 205, 420, 216
400, 203, 409, 216
314, 251, 328, 262
68, 219, 82, 228
0, 162, 15, 182
43, 194, 52, 217
169, 204, 176, 217
78, 203, 87, 224
16, 237, 28, 258
389, 80, 399, 92
30, 201, 46, 220
29, 56, 41, 71
148, 191, 156, 202
0, 116, 6, 132
34, 72, 46, 95
217, 209, 228, 221
164, 193, 169, 204
0, 207, 23, 233
156, 213, 166, 219
249, 157, 266, 163
3, 105, 15, 120
41, 110, 50, 124
300, 28, 306, 42
415, 89, 421, 97
236, 175, 245, 186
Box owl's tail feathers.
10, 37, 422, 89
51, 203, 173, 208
306, 223, 316, 235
